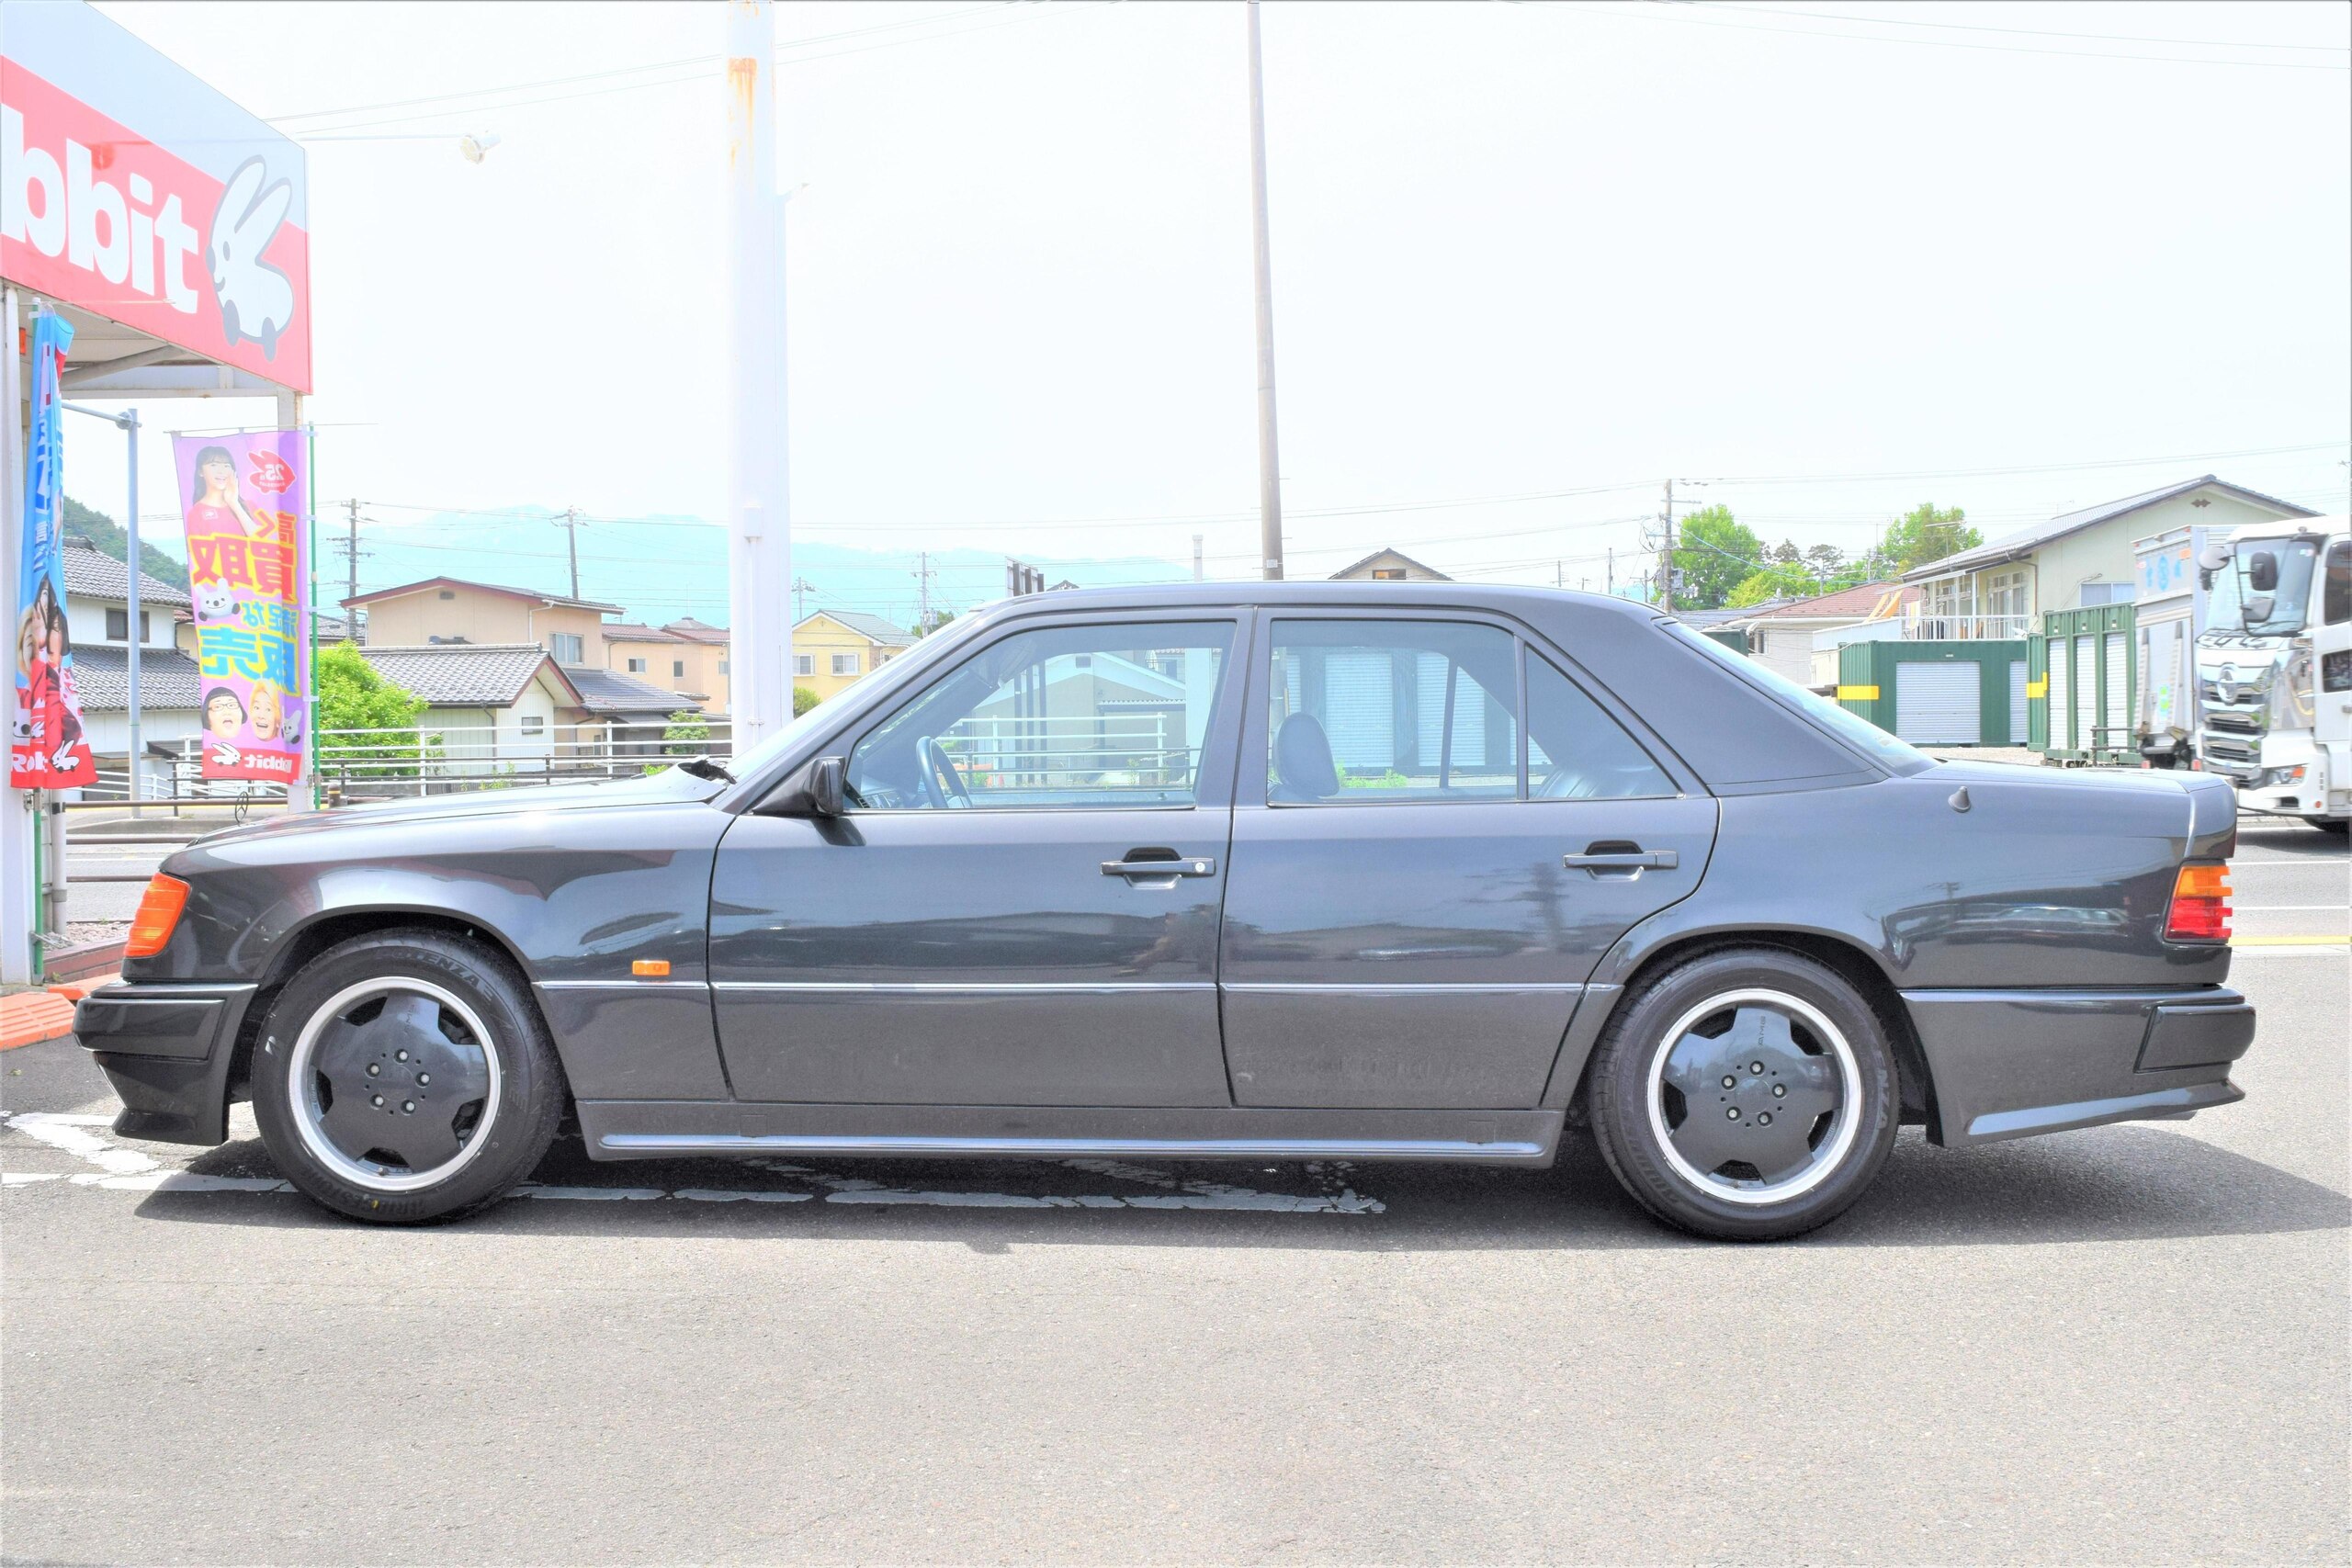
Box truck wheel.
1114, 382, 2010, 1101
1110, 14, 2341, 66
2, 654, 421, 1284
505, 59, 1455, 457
251, 930, 564, 1224
1588, 947, 1900, 1241
2313, 819, 2348, 835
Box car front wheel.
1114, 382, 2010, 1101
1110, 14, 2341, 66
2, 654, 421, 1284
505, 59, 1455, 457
1588, 947, 1900, 1241
251, 930, 564, 1224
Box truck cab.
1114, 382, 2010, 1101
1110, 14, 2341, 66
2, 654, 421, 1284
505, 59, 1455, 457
2195, 516, 2352, 831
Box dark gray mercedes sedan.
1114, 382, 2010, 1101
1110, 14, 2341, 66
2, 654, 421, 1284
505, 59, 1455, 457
77, 584, 2254, 1238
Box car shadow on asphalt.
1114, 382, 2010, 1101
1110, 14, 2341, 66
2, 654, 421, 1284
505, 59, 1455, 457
134, 1122, 2351, 1252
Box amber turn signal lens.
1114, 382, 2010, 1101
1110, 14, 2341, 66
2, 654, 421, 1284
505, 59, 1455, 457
2164, 863, 2232, 942
631, 959, 672, 977
125, 874, 191, 958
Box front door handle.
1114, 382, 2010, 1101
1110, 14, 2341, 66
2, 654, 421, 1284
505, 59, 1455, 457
1563, 849, 1678, 872
1102, 855, 1217, 878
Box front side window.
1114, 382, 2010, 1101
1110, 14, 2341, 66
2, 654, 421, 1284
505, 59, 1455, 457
1527, 656, 1675, 799
1266, 620, 1517, 803
2321, 539, 2348, 626
845, 621, 1232, 811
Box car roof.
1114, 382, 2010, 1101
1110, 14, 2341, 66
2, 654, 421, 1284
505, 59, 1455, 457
963, 580, 1668, 625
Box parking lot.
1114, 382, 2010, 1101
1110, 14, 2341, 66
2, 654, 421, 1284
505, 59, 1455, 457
3, 822, 2344, 1564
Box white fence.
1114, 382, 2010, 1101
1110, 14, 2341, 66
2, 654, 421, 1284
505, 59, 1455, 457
1901, 611, 2031, 640
73, 718, 732, 807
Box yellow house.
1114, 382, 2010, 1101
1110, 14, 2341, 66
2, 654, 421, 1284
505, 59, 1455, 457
603, 617, 730, 715
793, 610, 917, 704
343, 577, 622, 666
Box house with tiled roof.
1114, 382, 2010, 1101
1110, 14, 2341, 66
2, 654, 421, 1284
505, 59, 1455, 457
1330, 547, 1451, 582
1713, 580, 1916, 686
341, 576, 622, 665
604, 617, 730, 714
793, 610, 916, 704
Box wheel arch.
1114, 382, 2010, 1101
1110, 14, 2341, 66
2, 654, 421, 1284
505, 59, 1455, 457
225, 908, 546, 1111
1559, 926, 1941, 1140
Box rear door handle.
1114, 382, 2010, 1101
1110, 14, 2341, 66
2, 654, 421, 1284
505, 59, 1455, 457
1563, 850, 1678, 872
1102, 855, 1217, 878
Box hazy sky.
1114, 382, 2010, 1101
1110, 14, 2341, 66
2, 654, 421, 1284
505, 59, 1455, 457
65, 0, 2352, 621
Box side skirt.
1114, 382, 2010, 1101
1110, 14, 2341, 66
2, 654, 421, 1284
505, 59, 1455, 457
577, 1101, 1565, 1167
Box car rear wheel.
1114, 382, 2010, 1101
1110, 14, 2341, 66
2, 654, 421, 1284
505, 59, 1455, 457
1588, 947, 1899, 1241
251, 930, 564, 1224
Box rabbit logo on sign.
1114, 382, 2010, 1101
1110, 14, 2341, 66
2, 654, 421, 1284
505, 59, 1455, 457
208, 157, 296, 358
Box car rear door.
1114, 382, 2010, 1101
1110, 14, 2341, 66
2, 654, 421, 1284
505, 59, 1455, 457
1218, 611, 1716, 1109
708, 612, 1247, 1107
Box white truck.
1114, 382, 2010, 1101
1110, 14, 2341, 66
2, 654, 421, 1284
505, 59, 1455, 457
2190, 516, 2351, 834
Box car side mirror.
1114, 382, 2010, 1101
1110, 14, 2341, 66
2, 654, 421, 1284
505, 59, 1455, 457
2247, 552, 2279, 592
2195, 540, 2232, 571
768, 755, 846, 818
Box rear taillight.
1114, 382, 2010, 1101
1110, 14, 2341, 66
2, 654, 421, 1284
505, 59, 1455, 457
2164, 863, 2232, 943
125, 874, 191, 958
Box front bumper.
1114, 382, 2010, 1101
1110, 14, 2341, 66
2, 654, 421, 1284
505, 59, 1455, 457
74, 982, 260, 1146
1903, 986, 2252, 1147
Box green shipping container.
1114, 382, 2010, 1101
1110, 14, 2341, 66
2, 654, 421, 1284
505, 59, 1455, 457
1835, 639, 2030, 748
2029, 604, 2136, 766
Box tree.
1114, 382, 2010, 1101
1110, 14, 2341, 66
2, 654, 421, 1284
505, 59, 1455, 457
1874, 502, 1981, 575
62, 495, 191, 591
661, 708, 710, 757
1770, 538, 1800, 565
314, 642, 428, 786
1670, 504, 1765, 610
1804, 542, 1845, 580
1726, 563, 1815, 608
793, 684, 820, 716
911, 609, 956, 638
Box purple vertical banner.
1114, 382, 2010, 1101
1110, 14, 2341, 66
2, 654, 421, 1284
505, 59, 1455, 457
11, 311, 95, 789
174, 432, 309, 784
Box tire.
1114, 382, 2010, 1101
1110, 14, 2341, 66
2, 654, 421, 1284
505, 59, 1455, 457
251, 930, 564, 1224
1588, 947, 1900, 1242
2312, 818, 2348, 836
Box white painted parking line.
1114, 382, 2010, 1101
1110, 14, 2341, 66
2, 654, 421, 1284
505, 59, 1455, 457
2, 1115, 1385, 1215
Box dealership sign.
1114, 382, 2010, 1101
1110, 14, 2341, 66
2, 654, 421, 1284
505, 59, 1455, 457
1, 2, 311, 391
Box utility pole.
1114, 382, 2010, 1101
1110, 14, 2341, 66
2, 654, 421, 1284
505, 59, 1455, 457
344, 498, 362, 606
557, 506, 582, 600
1246, 0, 1284, 581
1193, 534, 1205, 582
1606, 547, 1614, 597
912, 550, 935, 633
791, 576, 813, 622
727, 0, 793, 748
1660, 479, 1676, 613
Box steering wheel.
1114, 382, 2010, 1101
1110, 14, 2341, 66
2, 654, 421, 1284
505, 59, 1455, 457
916, 735, 974, 809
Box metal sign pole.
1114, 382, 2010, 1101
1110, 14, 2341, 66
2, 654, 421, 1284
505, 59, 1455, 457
0, 284, 31, 985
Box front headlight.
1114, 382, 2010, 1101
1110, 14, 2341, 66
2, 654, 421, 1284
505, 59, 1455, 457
2267, 649, 2315, 731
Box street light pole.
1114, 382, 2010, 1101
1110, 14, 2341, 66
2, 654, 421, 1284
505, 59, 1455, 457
727, 0, 792, 749
1247, 0, 1284, 581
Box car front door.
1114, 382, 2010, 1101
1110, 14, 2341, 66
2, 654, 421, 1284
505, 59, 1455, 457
1218, 612, 1717, 1109
709, 613, 1246, 1106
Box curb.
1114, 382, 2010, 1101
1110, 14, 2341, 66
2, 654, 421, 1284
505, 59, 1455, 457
2, 988, 80, 1051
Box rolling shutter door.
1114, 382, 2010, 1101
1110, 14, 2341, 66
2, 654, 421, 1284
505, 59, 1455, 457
2073, 639, 2097, 754
2045, 644, 2069, 750
2009, 660, 2029, 744
1321, 652, 1395, 770
2103, 631, 2129, 753
1894, 662, 1980, 744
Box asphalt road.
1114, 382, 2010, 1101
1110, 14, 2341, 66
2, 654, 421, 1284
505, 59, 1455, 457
5, 825, 2345, 1564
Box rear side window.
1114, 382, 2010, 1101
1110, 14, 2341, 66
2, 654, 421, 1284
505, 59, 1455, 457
1267, 620, 1520, 802
1527, 656, 1676, 799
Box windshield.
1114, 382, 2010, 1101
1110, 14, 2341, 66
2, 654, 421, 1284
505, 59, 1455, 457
2208, 539, 2320, 637
1663, 621, 1932, 774
718, 615, 991, 782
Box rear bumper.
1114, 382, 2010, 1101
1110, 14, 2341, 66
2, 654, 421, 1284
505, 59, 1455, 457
1903, 986, 2252, 1147
74, 982, 258, 1146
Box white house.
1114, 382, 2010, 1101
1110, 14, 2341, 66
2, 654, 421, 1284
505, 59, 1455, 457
1901, 476, 2318, 637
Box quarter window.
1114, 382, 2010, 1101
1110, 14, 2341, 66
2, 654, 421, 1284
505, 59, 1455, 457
1527, 656, 1674, 799
845, 622, 1232, 811
1266, 620, 1517, 803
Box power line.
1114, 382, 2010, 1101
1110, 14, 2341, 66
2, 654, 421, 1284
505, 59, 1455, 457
1688, 3, 2348, 55
1512, 0, 2352, 73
